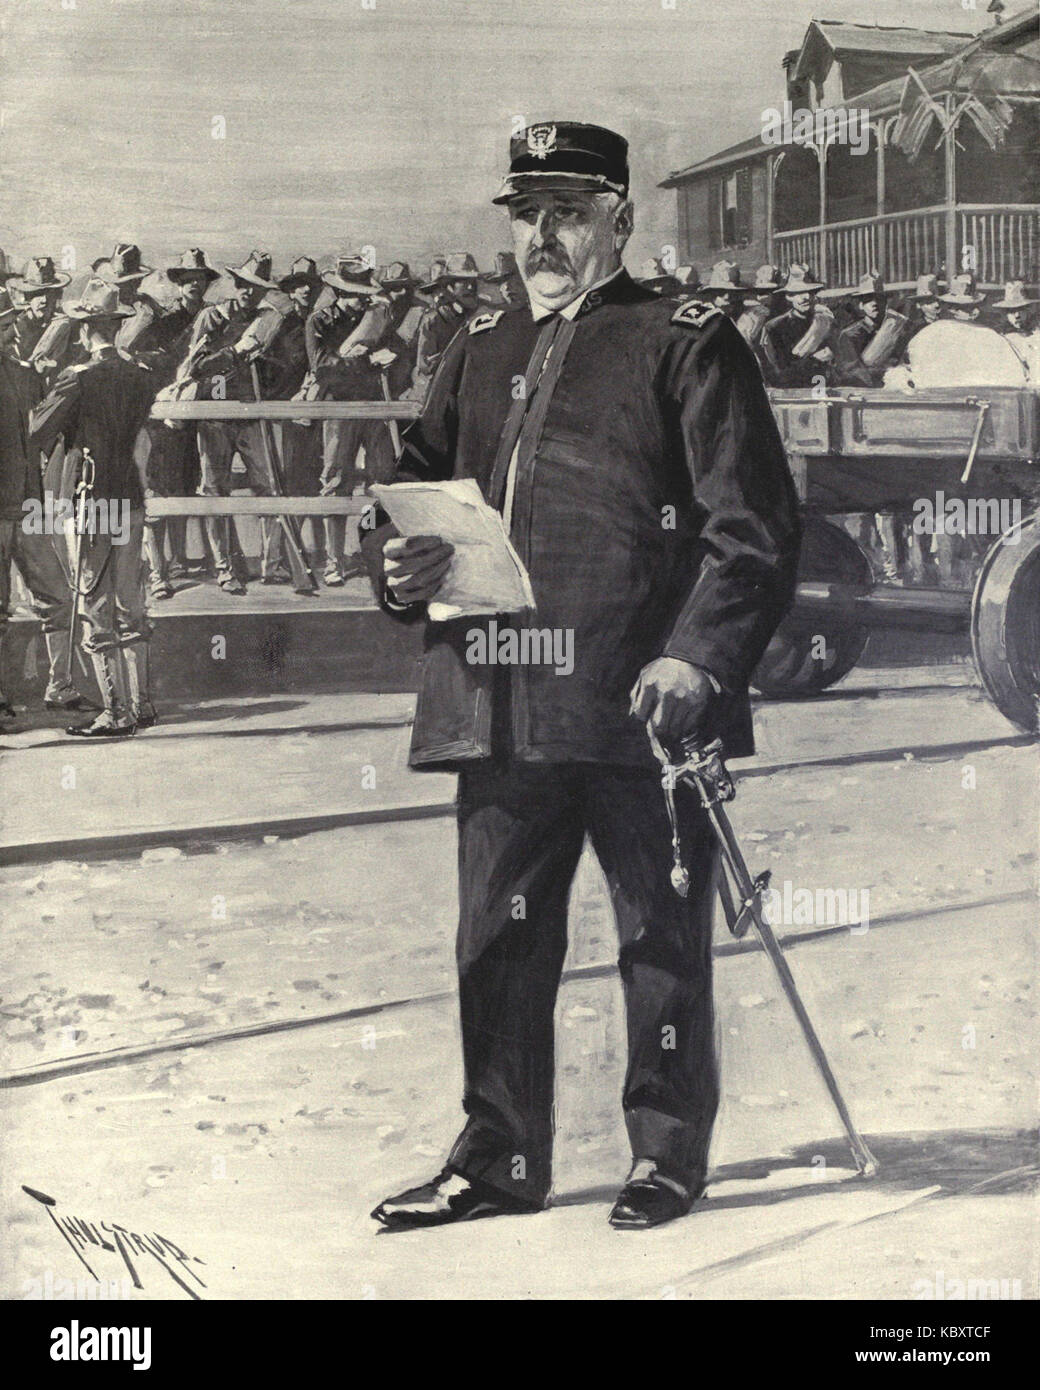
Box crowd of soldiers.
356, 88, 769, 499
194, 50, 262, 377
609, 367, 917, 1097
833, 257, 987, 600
0, 241, 521, 736
638, 256, 1040, 585
636, 256, 1040, 388
1, 238, 1037, 736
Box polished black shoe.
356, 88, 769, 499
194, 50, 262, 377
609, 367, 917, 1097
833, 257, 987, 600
608, 1161, 700, 1230
372, 1167, 538, 1230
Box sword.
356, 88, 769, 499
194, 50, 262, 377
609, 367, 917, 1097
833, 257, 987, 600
65, 448, 96, 686
650, 731, 879, 1179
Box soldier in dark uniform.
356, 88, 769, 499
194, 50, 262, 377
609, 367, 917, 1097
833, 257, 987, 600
736, 264, 783, 360
375, 262, 424, 395
833, 272, 912, 387
119, 248, 218, 598
481, 251, 526, 308
410, 253, 485, 399
0, 300, 88, 723
698, 260, 752, 322
235, 255, 323, 584
29, 279, 158, 737
304, 256, 390, 585
367, 122, 800, 1232
4, 257, 75, 410
759, 264, 835, 387
904, 273, 943, 344
93, 243, 155, 321
176, 250, 278, 594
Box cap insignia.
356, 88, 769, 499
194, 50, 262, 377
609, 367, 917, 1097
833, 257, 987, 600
526, 124, 558, 160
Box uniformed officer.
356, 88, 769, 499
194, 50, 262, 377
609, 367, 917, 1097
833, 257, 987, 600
29, 279, 158, 737
759, 264, 835, 387
367, 122, 800, 1232
0, 300, 88, 723
120, 247, 218, 598
304, 255, 390, 585
176, 250, 278, 594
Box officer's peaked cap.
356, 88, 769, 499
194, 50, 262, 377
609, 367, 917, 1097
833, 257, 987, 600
493, 122, 629, 204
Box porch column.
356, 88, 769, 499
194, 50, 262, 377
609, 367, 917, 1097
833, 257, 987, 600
875, 123, 886, 279
816, 139, 828, 279
943, 95, 958, 282
765, 152, 775, 261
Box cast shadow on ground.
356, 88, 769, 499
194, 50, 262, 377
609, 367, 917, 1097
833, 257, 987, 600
553, 1127, 1037, 1215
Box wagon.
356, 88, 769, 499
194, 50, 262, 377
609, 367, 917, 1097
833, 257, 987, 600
760, 384, 1040, 732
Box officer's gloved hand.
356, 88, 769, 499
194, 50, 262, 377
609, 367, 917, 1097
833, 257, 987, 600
383, 534, 454, 606
630, 657, 717, 751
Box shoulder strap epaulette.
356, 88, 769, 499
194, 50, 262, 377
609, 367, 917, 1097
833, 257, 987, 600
671, 301, 723, 329
467, 310, 505, 336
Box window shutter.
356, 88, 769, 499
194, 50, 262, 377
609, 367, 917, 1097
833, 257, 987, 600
709, 179, 722, 250
736, 166, 753, 246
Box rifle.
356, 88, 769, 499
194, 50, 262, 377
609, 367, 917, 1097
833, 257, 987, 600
249, 363, 317, 594
374, 353, 402, 456
650, 732, 879, 1178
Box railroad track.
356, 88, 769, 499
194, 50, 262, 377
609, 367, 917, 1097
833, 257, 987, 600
0, 726, 1031, 867
0, 887, 1030, 1092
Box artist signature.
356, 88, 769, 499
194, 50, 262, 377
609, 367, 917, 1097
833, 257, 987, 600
22, 1186, 207, 1300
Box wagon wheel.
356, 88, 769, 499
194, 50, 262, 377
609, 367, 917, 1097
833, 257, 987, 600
752, 517, 873, 697
970, 511, 1040, 734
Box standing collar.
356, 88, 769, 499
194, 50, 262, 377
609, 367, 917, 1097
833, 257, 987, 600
528, 267, 627, 322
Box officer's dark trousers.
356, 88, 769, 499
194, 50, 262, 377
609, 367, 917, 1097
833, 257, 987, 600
447, 759, 720, 1208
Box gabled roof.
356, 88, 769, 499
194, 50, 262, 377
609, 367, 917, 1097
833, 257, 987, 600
803, 19, 974, 62
660, 8, 1039, 188
660, 133, 772, 187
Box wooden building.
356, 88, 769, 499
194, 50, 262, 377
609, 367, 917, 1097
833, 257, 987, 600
660, 8, 1040, 290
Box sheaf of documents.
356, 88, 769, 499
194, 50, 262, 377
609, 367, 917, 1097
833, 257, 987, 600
370, 478, 536, 623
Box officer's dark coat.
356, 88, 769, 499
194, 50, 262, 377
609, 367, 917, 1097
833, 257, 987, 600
29, 349, 156, 508
368, 270, 801, 769
0, 356, 38, 521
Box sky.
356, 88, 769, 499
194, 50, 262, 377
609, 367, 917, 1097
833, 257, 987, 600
0, 0, 990, 284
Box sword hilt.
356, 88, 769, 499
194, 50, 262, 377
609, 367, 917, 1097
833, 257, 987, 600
679, 737, 735, 807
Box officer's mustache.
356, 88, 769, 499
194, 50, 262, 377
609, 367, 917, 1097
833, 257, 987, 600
525, 245, 574, 278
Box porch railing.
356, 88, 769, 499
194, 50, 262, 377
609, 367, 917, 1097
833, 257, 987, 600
774, 205, 1040, 289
